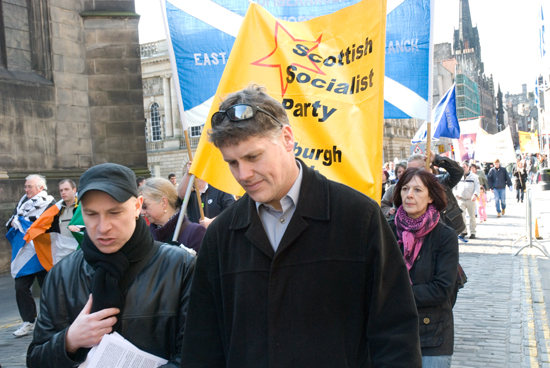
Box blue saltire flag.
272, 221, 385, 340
540, 5, 546, 58
6, 216, 45, 278
160, 0, 433, 130
411, 84, 460, 144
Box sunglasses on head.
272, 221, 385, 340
211, 104, 283, 128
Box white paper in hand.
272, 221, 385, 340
79, 332, 168, 368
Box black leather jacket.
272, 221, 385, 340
27, 244, 195, 368
434, 155, 466, 235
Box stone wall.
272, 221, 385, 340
0, 0, 147, 273
147, 149, 190, 181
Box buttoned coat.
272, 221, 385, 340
180, 162, 422, 368
389, 220, 459, 357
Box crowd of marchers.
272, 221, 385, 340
5, 84, 544, 368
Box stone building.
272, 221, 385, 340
505, 84, 533, 134
452, 0, 497, 133
382, 119, 421, 163
0, 0, 147, 272
140, 39, 201, 181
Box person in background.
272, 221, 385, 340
388, 161, 396, 184
6, 175, 55, 337
381, 160, 407, 219
513, 161, 527, 203
389, 167, 459, 368
487, 159, 512, 217
527, 156, 534, 184
140, 178, 205, 253
58, 180, 79, 235
471, 164, 487, 191
540, 154, 548, 170
136, 177, 146, 188
478, 186, 488, 223
382, 169, 389, 199
24, 179, 81, 271
168, 173, 177, 187
178, 161, 236, 229
454, 161, 480, 239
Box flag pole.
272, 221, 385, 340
160, 0, 205, 243
426, 122, 432, 170
425, 0, 435, 170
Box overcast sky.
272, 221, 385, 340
135, 0, 544, 96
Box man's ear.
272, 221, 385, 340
281, 125, 295, 153
135, 196, 144, 216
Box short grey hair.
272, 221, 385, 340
395, 160, 408, 172
407, 154, 424, 165
26, 174, 47, 191
208, 84, 289, 148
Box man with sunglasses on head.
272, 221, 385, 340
180, 84, 422, 367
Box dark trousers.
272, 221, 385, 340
15, 270, 47, 322
516, 188, 524, 202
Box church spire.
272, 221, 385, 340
458, 0, 474, 50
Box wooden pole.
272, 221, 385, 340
425, 122, 432, 170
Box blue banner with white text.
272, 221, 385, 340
162, 0, 431, 125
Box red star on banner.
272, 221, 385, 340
251, 21, 325, 97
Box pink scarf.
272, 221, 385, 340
394, 204, 440, 274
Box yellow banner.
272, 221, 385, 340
190, 0, 387, 199
518, 131, 540, 154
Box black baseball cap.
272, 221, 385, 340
79, 163, 138, 203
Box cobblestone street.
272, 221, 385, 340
2, 185, 550, 367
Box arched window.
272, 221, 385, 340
150, 102, 161, 141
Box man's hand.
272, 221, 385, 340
186, 161, 193, 174
199, 216, 214, 229
417, 150, 435, 168
388, 208, 396, 216
65, 295, 119, 354
68, 225, 80, 233
428, 150, 436, 164
470, 194, 477, 201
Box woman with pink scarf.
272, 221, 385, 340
389, 167, 459, 368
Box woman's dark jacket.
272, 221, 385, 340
27, 244, 195, 368
389, 220, 459, 356
149, 213, 206, 252
513, 169, 527, 191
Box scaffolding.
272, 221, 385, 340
456, 74, 481, 120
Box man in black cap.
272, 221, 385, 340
27, 163, 195, 368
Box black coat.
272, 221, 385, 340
513, 169, 527, 190
487, 166, 512, 190
181, 161, 422, 367
27, 244, 195, 368
389, 220, 459, 356
186, 185, 235, 223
